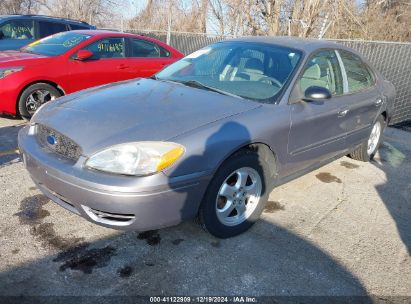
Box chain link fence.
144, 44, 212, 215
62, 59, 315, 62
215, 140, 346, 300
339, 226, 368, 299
122, 29, 411, 125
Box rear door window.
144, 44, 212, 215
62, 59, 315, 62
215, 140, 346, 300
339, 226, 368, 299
129, 39, 170, 57
339, 50, 374, 93
69, 24, 91, 30
85, 37, 125, 59
0, 20, 34, 39
38, 21, 68, 38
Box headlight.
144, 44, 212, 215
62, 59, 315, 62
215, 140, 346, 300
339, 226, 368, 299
0, 67, 24, 79
85, 142, 185, 176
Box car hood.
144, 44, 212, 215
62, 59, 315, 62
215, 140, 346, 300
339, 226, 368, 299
33, 78, 261, 156
0, 50, 48, 66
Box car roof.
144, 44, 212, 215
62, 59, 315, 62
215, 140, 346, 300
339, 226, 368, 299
222, 36, 354, 54
71, 30, 158, 39
0, 14, 91, 26
72, 29, 123, 36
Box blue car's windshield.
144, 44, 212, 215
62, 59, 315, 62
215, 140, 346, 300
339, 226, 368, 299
156, 42, 302, 102
21, 32, 91, 56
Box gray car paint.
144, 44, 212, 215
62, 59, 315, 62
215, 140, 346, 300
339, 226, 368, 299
32, 78, 261, 156
18, 37, 396, 231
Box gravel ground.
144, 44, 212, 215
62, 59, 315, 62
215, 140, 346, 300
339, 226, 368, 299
0, 117, 410, 299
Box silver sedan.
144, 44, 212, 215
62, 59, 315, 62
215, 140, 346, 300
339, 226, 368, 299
18, 37, 395, 238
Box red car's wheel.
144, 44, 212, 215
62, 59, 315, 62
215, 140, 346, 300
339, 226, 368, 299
18, 83, 62, 120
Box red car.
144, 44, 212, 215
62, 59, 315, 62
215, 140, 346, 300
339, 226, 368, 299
0, 30, 184, 118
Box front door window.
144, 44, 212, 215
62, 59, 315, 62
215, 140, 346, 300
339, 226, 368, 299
299, 50, 344, 96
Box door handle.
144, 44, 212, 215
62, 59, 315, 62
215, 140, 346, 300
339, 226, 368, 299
375, 98, 383, 107
118, 64, 129, 70
338, 108, 349, 117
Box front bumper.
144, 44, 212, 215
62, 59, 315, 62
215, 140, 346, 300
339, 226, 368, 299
18, 126, 211, 231
0, 75, 23, 116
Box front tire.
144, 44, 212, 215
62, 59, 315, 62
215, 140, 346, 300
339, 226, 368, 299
18, 83, 61, 120
350, 115, 385, 162
199, 149, 271, 238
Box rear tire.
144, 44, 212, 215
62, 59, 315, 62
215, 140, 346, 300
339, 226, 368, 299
198, 149, 271, 238
350, 115, 385, 162
18, 83, 61, 120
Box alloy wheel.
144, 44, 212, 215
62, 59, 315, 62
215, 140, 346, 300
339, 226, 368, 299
367, 121, 381, 155
215, 167, 262, 226
25, 89, 56, 116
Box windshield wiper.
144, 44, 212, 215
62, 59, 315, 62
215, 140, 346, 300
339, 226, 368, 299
178, 80, 243, 99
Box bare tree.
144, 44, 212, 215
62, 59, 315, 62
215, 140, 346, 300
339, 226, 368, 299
0, 0, 41, 14
128, 0, 209, 33
198, 0, 209, 33
209, 0, 246, 35
1, 0, 409, 41
361, 0, 411, 41
289, 0, 329, 37
39, 0, 121, 26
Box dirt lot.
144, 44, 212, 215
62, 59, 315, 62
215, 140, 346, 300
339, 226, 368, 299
0, 117, 410, 299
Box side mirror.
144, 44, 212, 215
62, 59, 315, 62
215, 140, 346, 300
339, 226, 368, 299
75, 49, 93, 61
303, 86, 332, 101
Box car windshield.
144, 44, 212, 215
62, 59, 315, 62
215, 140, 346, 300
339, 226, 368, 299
156, 42, 302, 102
21, 32, 91, 56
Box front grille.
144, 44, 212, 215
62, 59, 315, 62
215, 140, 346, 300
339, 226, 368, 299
36, 124, 82, 161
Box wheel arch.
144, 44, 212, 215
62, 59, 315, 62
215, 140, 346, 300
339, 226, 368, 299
190, 141, 279, 217
196, 141, 279, 236
16, 80, 66, 115
215, 142, 279, 183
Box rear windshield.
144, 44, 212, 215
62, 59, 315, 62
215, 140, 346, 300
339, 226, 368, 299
21, 31, 91, 56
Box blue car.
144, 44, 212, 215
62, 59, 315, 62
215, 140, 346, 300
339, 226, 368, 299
0, 14, 95, 51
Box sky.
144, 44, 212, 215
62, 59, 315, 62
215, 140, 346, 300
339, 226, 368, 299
119, 0, 196, 19
122, 0, 148, 18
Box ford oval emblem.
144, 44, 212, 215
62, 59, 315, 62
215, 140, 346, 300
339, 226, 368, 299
47, 135, 57, 145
